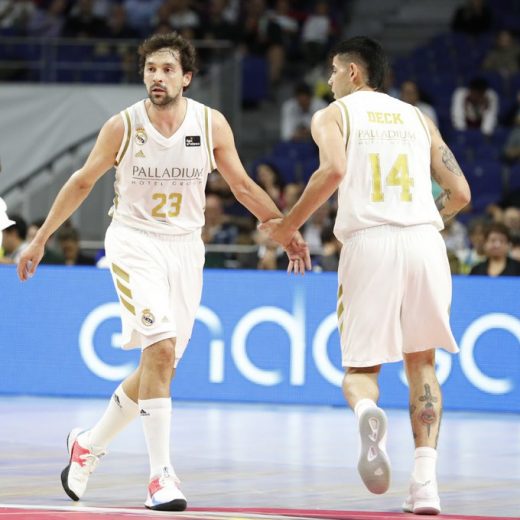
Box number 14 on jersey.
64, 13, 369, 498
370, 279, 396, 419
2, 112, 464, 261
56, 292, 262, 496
369, 153, 414, 202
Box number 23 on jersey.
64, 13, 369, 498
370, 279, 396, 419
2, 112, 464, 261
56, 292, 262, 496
369, 153, 414, 202
151, 192, 183, 218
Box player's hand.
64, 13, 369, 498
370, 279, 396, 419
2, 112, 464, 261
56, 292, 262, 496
258, 217, 293, 248
285, 233, 311, 275
17, 241, 45, 281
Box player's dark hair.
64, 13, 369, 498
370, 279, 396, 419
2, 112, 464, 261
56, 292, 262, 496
138, 32, 198, 89
333, 36, 388, 91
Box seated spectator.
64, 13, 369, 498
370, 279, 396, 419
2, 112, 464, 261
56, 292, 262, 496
318, 224, 340, 272
123, 0, 163, 36
0, 0, 35, 34
26, 218, 64, 265
511, 234, 520, 261
167, 0, 200, 35
451, 0, 492, 36
302, 201, 332, 256
483, 30, 520, 77
27, 0, 67, 38
281, 82, 327, 141
458, 217, 487, 273
447, 249, 463, 274
62, 0, 108, 38
400, 80, 438, 126
441, 218, 468, 256
283, 182, 304, 211
57, 226, 96, 266
503, 103, 520, 164
202, 193, 239, 245
301, 0, 335, 68
0, 215, 27, 265
105, 4, 140, 39
254, 162, 285, 209
470, 222, 520, 276
503, 206, 520, 236
451, 77, 499, 136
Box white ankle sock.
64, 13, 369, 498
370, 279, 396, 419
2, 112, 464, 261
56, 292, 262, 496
413, 447, 437, 482
82, 384, 139, 450
354, 398, 377, 420
139, 397, 173, 478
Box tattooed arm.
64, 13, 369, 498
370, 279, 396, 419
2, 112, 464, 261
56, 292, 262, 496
424, 116, 471, 223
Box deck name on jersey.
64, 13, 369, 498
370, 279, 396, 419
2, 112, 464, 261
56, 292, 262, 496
367, 111, 403, 124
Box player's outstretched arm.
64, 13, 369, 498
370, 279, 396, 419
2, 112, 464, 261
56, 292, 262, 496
18, 115, 124, 281
212, 109, 311, 271
426, 115, 471, 223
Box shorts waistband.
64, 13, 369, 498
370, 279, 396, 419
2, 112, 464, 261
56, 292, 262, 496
345, 224, 437, 242
109, 221, 201, 242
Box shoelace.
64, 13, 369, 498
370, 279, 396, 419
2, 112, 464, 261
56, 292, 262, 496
77, 451, 105, 474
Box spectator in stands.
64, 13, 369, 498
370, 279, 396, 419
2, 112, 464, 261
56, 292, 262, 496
441, 218, 468, 256
62, 0, 108, 38
503, 206, 520, 235
458, 217, 487, 273
57, 225, 96, 266
27, 218, 64, 265
483, 30, 520, 77
400, 80, 438, 126
282, 182, 304, 212
0, 215, 28, 264
383, 67, 399, 98
451, 77, 499, 136
167, 0, 200, 36
302, 200, 332, 257
301, 0, 335, 68
106, 4, 139, 40
317, 224, 340, 272
200, 0, 238, 43
254, 162, 285, 209
0, 0, 34, 35
511, 234, 520, 261
470, 222, 520, 276
281, 82, 327, 141
27, 0, 67, 38
202, 193, 239, 246
451, 0, 492, 36
503, 101, 520, 164
123, 0, 163, 36
447, 250, 463, 274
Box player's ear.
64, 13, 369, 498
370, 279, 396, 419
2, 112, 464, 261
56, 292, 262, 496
183, 72, 193, 88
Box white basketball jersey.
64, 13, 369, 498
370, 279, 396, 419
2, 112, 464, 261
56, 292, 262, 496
109, 98, 216, 235
333, 91, 442, 243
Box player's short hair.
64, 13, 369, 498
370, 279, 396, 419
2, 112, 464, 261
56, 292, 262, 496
333, 36, 388, 91
138, 32, 198, 84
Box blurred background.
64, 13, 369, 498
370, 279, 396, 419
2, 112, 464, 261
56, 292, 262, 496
1, 0, 520, 273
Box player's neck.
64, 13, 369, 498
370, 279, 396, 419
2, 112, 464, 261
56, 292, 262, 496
145, 97, 187, 138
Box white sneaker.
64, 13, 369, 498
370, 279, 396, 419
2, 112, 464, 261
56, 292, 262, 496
60, 428, 105, 501
357, 407, 391, 494
403, 478, 441, 515
145, 466, 187, 511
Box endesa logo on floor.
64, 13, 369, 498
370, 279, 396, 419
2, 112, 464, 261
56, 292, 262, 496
1, 267, 519, 412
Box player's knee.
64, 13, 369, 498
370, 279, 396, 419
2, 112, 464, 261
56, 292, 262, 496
142, 338, 176, 373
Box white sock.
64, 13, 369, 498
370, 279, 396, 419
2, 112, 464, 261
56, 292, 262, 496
413, 447, 437, 482
80, 384, 139, 451
354, 398, 378, 420
139, 397, 173, 478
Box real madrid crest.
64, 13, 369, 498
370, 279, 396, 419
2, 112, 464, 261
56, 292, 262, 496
141, 308, 155, 327
135, 127, 147, 146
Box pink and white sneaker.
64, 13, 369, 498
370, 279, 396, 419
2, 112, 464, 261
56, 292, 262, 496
145, 466, 187, 511
60, 428, 105, 501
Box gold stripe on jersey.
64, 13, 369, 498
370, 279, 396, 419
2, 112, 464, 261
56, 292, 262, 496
204, 106, 216, 171
413, 107, 430, 145
115, 110, 132, 166
116, 279, 132, 299
337, 100, 350, 146
112, 262, 130, 283
120, 296, 136, 315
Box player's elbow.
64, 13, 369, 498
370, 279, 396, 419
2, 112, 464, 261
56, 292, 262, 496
454, 185, 471, 209
321, 163, 345, 184
71, 170, 95, 192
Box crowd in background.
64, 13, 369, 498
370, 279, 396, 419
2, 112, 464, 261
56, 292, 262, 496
1, 0, 520, 276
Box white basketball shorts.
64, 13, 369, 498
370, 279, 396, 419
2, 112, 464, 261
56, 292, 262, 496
104, 221, 205, 365
337, 224, 458, 367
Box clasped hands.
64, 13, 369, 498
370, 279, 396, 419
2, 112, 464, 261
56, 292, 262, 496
258, 217, 311, 274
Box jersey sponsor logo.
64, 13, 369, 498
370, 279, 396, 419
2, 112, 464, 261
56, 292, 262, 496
141, 308, 155, 327
185, 135, 201, 147
135, 127, 147, 146
367, 111, 404, 124
132, 166, 205, 181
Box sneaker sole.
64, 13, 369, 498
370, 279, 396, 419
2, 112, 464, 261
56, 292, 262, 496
145, 498, 188, 511
60, 428, 83, 502
357, 408, 391, 495
402, 498, 441, 515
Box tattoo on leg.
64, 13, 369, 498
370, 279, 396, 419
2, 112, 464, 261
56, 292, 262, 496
409, 403, 417, 440
419, 384, 438, 437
